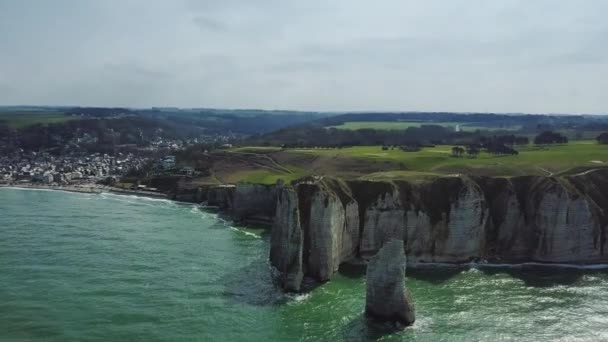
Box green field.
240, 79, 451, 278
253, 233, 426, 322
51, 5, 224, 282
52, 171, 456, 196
0, 112, 78, 129
286, 141, 607, 177
218, 140, 607, 184
328, 121, 522, 132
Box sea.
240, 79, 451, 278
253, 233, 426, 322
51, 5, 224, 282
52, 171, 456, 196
2, 187, 608, 341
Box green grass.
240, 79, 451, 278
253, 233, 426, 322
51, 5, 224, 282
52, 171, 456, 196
225, 169, 307, 185
231, 146, 283, 153
0, 112, 78, 129
328, 121, 521, 132
285, 141, 607, 177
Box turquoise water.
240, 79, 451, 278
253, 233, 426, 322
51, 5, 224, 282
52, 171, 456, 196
2, 188, 608, 341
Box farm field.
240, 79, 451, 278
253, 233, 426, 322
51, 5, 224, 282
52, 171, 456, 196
0, 111, 78, 129
208, 140, 607, 184
327, 120, 522, 132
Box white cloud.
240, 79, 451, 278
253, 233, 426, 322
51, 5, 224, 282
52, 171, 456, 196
0, 0, 607, 113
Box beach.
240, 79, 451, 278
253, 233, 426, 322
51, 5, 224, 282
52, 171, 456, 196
0, 182, 169, 199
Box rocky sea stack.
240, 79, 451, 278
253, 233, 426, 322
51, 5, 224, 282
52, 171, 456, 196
365, 239, 415, 327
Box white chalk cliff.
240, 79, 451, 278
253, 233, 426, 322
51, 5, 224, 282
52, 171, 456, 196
269, 171, 608, 291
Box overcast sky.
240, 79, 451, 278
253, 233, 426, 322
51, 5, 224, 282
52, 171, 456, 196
0, 0, 607, 113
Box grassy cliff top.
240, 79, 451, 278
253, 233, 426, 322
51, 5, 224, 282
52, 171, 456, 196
187, 140, 607, 185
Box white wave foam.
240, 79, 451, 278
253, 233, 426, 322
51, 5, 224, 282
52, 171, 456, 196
286, 292, 311, 304
409, 261, 608, 270
229, 227, 261, 239
101, 192, 173, 204
97, 192, 179, 209
1, 186, 98, 198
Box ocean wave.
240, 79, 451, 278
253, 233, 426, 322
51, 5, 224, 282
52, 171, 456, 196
410, 261, 608, 270
98, 193, 179, 209
286, 292, 312, 304
229, 227, 262, 239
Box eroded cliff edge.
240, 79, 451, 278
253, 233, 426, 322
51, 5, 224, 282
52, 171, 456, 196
270, 170, 608, 291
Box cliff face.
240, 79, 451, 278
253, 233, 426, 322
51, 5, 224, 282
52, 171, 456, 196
353, 182, 405, 259
232, 183, 277, 225
206, 185, 235, 210
270, 170, 608, 289
520, 177, 601, 263
402, 178, 489, 263
270, 178, 359, 290
270, 185, 303, 292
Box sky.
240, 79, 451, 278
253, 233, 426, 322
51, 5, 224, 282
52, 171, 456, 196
0, 0, 607, 113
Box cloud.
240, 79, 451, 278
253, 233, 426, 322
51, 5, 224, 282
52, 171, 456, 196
0, 0, 607, 113
193, 16, 227, 32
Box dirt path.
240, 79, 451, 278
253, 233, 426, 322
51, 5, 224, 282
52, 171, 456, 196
536, 167, 554, 177
572, 168, 600, 177
228, 151, 293, 174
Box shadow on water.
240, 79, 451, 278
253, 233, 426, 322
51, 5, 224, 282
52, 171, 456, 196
341, 314, 410, 342
339, 262, 366, 279
219, 255, 285, 306
407, 267, 465, 284
478, 266, 590, 287
219, 254, 322, 306
338, 261, 466, 285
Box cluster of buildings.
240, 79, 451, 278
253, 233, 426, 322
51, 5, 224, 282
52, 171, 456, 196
0, 151, 148, 185
0, 125, 238, 186
155, 155, 197, 176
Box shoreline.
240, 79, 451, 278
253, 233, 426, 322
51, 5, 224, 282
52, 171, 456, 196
4, 183, 608, 270
0, 183, 169, 199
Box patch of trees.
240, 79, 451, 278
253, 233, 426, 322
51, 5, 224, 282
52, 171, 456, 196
469, 135, 525, 157
251, 124, 481, 148
13, 116, 183, 151
466, 145, 480, 157
65, 107, 133, 117
145, 110, 326, 135
451, 145, 481, 158
485, 143, 519, 155
597, 132, 608, 144
452, 139, 519, 158
399, 145, 422, 152
534, 131, 568, 145
478, 135, 529, 147
451, 146, 466, 157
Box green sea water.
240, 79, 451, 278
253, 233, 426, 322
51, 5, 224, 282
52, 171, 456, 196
2, 188, 608, 341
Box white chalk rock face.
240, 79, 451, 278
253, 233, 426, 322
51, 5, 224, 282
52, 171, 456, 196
404, 210, 432, 262
493, 188, 529, 261
405, 180, 488, 263
365, 239, 415, 327
307, 190, 346, 281
269, 186, 303, 292
439, 182, 489, 261
339, 200, 361, 263
533, 184, 600, 263
359, 191, 405, 258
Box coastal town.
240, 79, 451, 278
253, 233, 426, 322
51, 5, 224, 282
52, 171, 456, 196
0, 119, 238, 189
0, 150, 148, 185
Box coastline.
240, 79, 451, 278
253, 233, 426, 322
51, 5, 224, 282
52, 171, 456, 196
0, 183, 169, 199
4, 182, 608, 271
